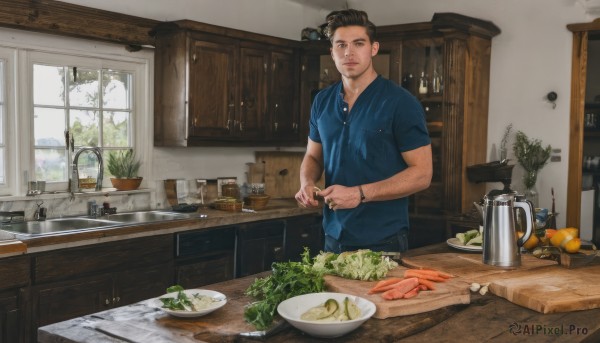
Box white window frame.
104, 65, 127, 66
0, 47, 16, 196
0, 27, 153, 197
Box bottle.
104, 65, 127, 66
432, 68, 441, 94
418, 72, 428, 95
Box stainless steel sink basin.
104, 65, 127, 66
0, 218, 121, 237
0, 211, 204, 238
103, 211, 190, 223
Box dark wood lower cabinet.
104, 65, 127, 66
30, 235, 173, 342
408, 214, 447, 249
0, 255, 29, 343
0, 289, 24, 343
236, 220, 285, 277
175, 227, 236, 288
284, 214, 323, 260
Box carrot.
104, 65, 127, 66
403, 286, 421, 299
381, 277, 419, 300
418, 284, 428, 291
404, 268, 452, 279
368, 277, 404, 294
417, 278, 437, 290
404, 270, 447, 282
369, 280, 405, 294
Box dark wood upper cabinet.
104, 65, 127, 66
152, 20, 302, 147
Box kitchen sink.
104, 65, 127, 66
0, 210, 204, 238
102, 211, 190, 223
0, 218, 122, 237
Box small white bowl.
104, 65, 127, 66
153, 289, 227, 318
277, 292, 376, 338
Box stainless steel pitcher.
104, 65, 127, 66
482, 193, 534, 267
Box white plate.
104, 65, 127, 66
447, 237, 482, 252
153, 289, 227, 318
277, 292, 376, 338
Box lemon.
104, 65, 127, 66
550, 229, 573, 248
518, 231, 539, 251
564, 237, 581, 254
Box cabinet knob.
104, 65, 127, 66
239, 121, 244, 132
274, 122, 278, 131
105, 299, 110, 305
192, 53, 197, 63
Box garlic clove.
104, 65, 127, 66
470, 283, 481, 292
479, 285, 489, 295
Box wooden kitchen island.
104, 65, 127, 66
38, 244, 600, 343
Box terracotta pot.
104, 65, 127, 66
110, 177, 143, 191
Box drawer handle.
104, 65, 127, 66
301, 233, 309, 238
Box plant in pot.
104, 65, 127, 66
107, 149, 143, 191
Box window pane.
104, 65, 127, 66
35, 148, 67, 182
69, 68, 99, 108
34, 65, 65, 106
103, 70, 130, 109
34, 107, 66, 147
0, 148, 4, 184
70, 109, 99, 146
103, 111, 130, 147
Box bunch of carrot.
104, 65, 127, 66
367, 268, 453, 300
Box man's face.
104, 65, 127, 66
330, 25, 379, 80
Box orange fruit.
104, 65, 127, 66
550, 230, 568, 247
545, 229, 557, 239
563, 227, 579, 238
518, 231, 539, 251
564, 237, 581, 253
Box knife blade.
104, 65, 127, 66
239, 319, 289, 338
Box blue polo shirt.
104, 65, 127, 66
309, 75, 430, 246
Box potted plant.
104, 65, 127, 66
106, 149, 143, 191
512, 131, 551, 207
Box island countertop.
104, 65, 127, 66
38, 244, 600, 343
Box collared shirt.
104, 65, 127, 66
309, 75, 430, 246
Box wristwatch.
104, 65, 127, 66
358, 185, 366, 202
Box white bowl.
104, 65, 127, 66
153, 289, 227, 318
277, 292, 376, 338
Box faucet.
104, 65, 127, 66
73, 147, 104, 191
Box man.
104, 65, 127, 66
294, 9, 432, 253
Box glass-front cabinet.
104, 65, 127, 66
300, 13, 500, 248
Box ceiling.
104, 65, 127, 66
288, 0, 349, 11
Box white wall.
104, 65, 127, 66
59, 0, 596, 226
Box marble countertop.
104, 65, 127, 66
0, 199, 320, 256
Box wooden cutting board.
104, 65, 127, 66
255, 151, 304, 199
402, 253, 600, 314
324, 266, 470, 319
401, 253, 558, 283
254, 151, 324, 199
487, 264, 600, 313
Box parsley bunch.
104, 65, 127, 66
244, 249, 325, 330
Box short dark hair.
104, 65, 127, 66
324, 9, 377, 43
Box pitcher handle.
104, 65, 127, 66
514, 200, 534, 246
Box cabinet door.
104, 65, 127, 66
269, 49, 300, 142
0, 290, 21, 343
236, 221, 284, 277
176, 253, 235, 288
188, 38, 237, 140
33, 276, 113, 327
239, 47, 268, 140
114, 263, 173, 308
284, 215, 323, 260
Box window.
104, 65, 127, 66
0, 28, 152, 196
0, 58, 5, 184
33, 64, 134, 184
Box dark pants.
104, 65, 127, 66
324, 230, 408, 254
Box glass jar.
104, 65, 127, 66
221, 182, 240, 199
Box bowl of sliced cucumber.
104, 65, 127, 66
277, 292, 375, 338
